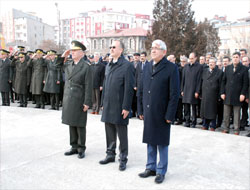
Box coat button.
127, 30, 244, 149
70, 87, 73, 90
148, 91, 150, 94
147, 105, 150, 108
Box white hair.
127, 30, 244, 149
209, 57, 217, 63
152, 39, 167, 51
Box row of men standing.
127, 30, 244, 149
0, 47, 62, 109
177, 51, 249, 135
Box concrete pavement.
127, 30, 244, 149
0, 105, 250, 190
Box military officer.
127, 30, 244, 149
27, 49, 47, 108
0, 49, 12, 106
43, 50, 61, 110
10, 52, 29, 107
59, 41, 92, 159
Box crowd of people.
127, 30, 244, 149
0, 45, 249, 136
1, 40, 249, 184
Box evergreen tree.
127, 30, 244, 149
146, 0, 220, 60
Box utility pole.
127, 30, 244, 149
55, 3, 61, 50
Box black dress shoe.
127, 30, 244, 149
78, 152, 85, 159
35, 105, 41, 108
64, 149, 78, 156
119, 161, 127, 171
155, 174, 165, 184
191, 125, 196, 128
99, 155, 115, 164
138, 169, 156, 178
184, 123, 190, 127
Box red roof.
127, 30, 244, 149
90, 27, 149, 38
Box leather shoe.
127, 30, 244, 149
155, 174, 165, 184
99, 155, 115, 164
78, 152, 85, 159
64, 149, 78, 156
119, 161, 127, 171
184, 123, 190, 127
138, 169, 156, 178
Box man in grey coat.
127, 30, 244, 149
27, 49, 47, 109
60, 41, 92, 159
99, 40, 135, 171
43, 50, 61, 110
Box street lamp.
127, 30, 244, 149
55, 3, 61, 50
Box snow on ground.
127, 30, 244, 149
0, 104, 249, 190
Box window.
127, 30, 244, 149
129, 38, 133, 49
101, 39, 104, 49
94, 40, 97, 49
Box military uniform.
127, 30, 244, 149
60, 41, 92, 158
43, 50, 61, 110
0, 49, 12, 106
10, 52, 30, 107
27, 49, 47, 108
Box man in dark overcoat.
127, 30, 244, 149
137, 40, 180, 184
27, 49, 47, 108
59, 41, 92, 159
221, 52, 249, 135
90, 52, 105, 115
99, 40, 135, 171
181, 52, 203, 128
200, 57, 223, 131
43, 50, 61, 110
10, 52, 30, 107
0, 49, 12, 106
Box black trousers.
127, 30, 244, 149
50, 93, 59, 109
131, 90, 137, 117
69, 126, 86, 153
240, 101, 249, 128
216, 100, 224, 127
184, 103, 197, 125
105, 122, 128, 161
18, 94, 27, 106
35, 94, 44, 107
1, 92, 10, 106
175, 98, 184, 121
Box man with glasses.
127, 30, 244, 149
138, 39, 179, 184
99, 40, 135, 171
59, 40, 92, 159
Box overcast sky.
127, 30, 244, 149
0, 0, 249, 26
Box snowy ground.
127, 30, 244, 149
0, 103, 250, 190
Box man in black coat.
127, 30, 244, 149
181, 52, 203, 128
0, 49, 12, 106
137, 39, 180, 184
200, 57, 223, 131
90, 52, 105, 115
59, 41, 92, 159
240, 56, 249, 129
99, 40, 135, 171
221, 52, 249, 135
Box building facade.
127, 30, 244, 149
1, 9, 55, 50
88, 27, 148, 55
